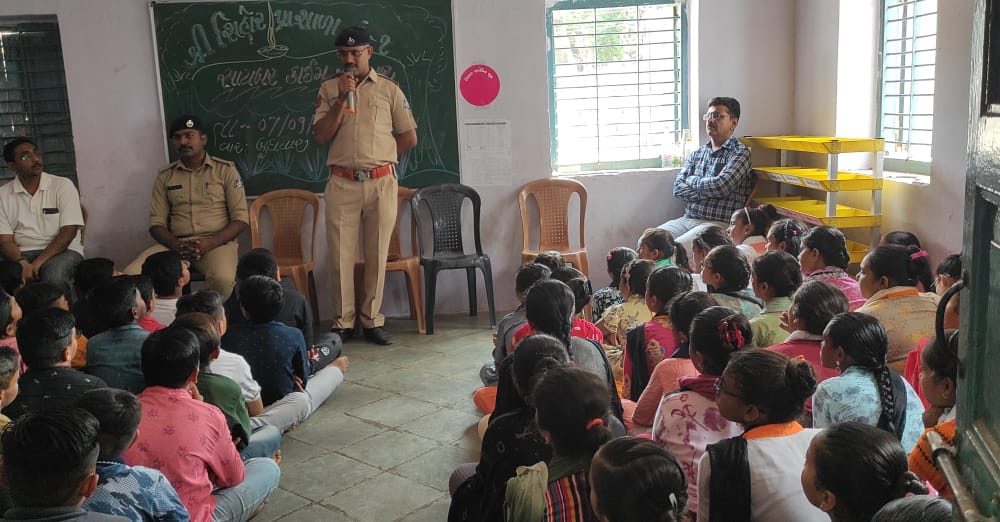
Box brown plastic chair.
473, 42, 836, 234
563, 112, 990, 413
518, 178, 589, 277
249, 189, 320, 319
353, 187, 425, 334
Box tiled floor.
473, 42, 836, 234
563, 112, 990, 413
257, 314, 494, 521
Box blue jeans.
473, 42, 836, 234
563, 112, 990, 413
22, 249, 82, 297
212, 457, 281, 522
239, 424, 281, 460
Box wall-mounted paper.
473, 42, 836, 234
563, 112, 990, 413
461, 120, 512, 186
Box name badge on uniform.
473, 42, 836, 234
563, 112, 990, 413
42, 208, 59, 215
167, 185, 183, 191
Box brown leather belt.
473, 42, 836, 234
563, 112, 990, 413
330, 164, 395, 181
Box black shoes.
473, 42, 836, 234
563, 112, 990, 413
363, 327, 393, 345
329, 328, 354, 343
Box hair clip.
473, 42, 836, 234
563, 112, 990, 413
910, 250, 929, 260
668, 493, 678, 510
585, 418, 604, 430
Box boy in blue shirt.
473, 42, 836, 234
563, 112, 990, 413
75, 388, 189, 521
222, 276, 346, 421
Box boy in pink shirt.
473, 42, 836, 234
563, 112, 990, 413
124, 326, 279, 522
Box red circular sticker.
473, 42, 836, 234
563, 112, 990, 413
460, 64, 501, 107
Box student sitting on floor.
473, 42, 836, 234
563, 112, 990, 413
15, 281, 88, 368
0, 259, 23, 296
0, 346, 20, 430
689, 225, 732, 291
141, 251, 190, 327
596, 259, 656, 347
933, 253, 961, 297
71, 257, 116, 338
909, 327, 959, 499
132, 275, 166, 333
799, 226, 866, 310
172, 312, 282, 461
0, 408, 126, 522
765, 218, 808, 257
75, 389, 189, 521
0, 289, 23, 373
749, 251, 801, 347
5, 308, 106, 420
871, 496, 953, 522
591, 247, 636, 323
769, 280, 848, 388
629, 291, 717, 431
802, 422, 928, 522
480, 263, 551, 386
85, 277, 149, 394
727, 204, 780, 263
511, 266, 603, 347
504, 367, 613, 521
531, 251, 565, 272
222, 275, 347, 424
880, 230, 935, 293
636, 228, 689, 270
699, 349, 825, 521
589, 437, 688, 522
124, 327, 280, 522
224, 248, 313, 344
700, 245, 763, 318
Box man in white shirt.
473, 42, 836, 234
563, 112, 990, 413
0, 138, 84, 295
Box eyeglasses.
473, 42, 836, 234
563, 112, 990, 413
337, 49, 368, 59
17, 151, 39, 161
702, 112, 732, 121
714, 377, 746, 401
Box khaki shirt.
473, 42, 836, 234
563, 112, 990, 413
149, 155, 249, 239
312, 68, 417, 169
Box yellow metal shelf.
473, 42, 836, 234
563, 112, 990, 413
754, 167, 884, 192
740, 136, 885, 154
754, 196, 882, 229
846, 240, 870, 264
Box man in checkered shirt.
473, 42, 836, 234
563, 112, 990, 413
659, 97, 754, 259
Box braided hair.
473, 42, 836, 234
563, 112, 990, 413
802, 226, 851, 270
623, 259, 656, 297
551, 266, 593, 315
766, 219, 808, 257
789, 280, 850, 335
689, 306, 751, 375
511, 334, 570, 405
525, 279, 575, 347
534, 367, 612, 458
606, 247, 638, 289
824, 312, 898, 435
704, 246, 762, 307
590, 437, 688, 522
812, 422, 928, 521
646, 266, 694, 315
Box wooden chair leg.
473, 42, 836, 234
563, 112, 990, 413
404, 267, 426, 334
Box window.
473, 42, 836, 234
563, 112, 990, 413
878, 0, 937, 174
0, 16, 76, 182
547, 0, 686, 173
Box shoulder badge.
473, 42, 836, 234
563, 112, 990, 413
234, 177, 244, 189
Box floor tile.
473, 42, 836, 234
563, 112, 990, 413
277, 437, 327, 468
280, 453, 381, 501
338, 430, 440, 470
287, 412, 386, 451
278, 504, 353, 522
391, 444, 478, 491
323, 472, 443, 521
347, 395, 441, 427
322, 382, 394, 413
255, 488, 311, 522
397, 496, 450, 522
398, 406, 484, 444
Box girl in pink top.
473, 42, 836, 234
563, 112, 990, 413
651, 306, 748, 517
628, 291, 718, 430
769, 280, 849, 387
799, 226, 866, 311
621, 266, 692, 402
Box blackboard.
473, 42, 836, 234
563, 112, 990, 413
151, 0, 460, 196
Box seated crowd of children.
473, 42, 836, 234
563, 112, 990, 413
458, 210, 960, 521
0, 247, 347, 521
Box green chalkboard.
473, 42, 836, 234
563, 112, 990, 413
151, 0, 459, 196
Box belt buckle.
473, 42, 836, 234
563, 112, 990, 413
355, 169, 371, 181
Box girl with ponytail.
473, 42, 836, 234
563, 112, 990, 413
592, 247, 637, 322
449, 334, 570, 522
504, 367, 612, 521
856, 245, 940, 370
700, 245, 764, 318
801, 421, 928, 522
727, 204, 780, 262
650, 306, 746, 518
596, 259, 656, 347
765, 218, 808, 257
589, 437, 688, 522
701, 349, 824, 521
816, 312, 925, 452
637, 228, 691, 271
799, 226, 866, 310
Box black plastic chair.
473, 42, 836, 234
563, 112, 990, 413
411, 183, 496, 334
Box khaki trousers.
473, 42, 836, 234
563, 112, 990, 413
325, 173, 397, 329
123, 240, 239, 300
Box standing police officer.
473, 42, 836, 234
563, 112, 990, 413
312, 26, 417, 345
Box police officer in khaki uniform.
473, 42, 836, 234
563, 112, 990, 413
312, 26, 417, 345
124, 115, 249, 300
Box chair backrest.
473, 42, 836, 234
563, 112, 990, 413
411, 183, 483, 257
249, 189, 320, 265
518, 177, 587, 252
390, 187, 418, 259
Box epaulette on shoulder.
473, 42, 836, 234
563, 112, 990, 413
377, 72, 399, 86
157, 163, 176, 175
212, 156, 235, 167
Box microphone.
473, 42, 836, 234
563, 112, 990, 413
344, 65, 357, 114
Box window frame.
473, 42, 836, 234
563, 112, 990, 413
546, 0, 688, 174
0, 15, 77, 183
876, 0, 937, 176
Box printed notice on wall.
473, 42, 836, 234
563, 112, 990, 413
461, 120, 512, 186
